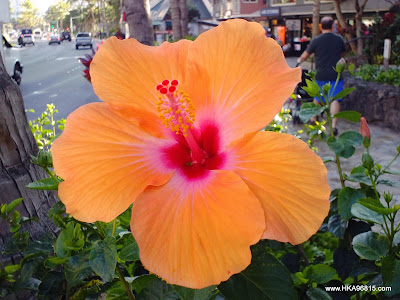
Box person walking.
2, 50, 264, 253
297, 16, 347, 136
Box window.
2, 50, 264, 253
271, 0, 295, 5
243, 0, 257, 2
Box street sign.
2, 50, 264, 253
285, 19, 301, 31
260, 7, 280, 17
0, 0, 10, 22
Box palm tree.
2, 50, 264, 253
312, 0, 320, 39
125, 0, 154, 45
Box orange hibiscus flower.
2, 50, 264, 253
52, 19, 330, 289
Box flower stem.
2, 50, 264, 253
381, 153, 400, 175
112, 219, 117, 237
327, 113, 345, 188
116, 266, 135, 300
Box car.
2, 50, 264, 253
2, 35, 23, 85
21, 33, 35, 46
61, 31, 71, 42
49, 35, 61, 45
75, 32, 92, 49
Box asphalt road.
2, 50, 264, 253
17, 38, 100, 122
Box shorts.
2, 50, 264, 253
315, 79, 344, 103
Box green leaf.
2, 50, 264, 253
89, 237, 117, 282
6, 198, 23, 213
136, 277, 179, 299
119, 239, 140, 262
302, 79, 320, 97
306, 288, 333, 300
299, 103, 325, 123
132, 274, 158, 294
172, 285, 216, 300
384, 169, 400, 176
38, 271, 65, 299
351, 203, 384, 224
327, 137, 355, 158
381, 255, 400, 296
346, 165, 371, 185
64, 237, 85, 251
358, 197, 397, 215
106, 283, 130, 300
327, 214, 348, 238
218, 246, 296, 300
55, 224, 73, 258
303, 264, 337, 284
338, 187, 366, 220
4, 264, 20, 274
338, 131, 363, 146
44, 256, 68, 268
333, 110, 361, 123
332, 88, 356, 101
322, 156, 335, 163
352, 231, 389, 260
64, 252, 92, 291
349, 260, 379, 277
26, 177, 60, 190
377, 179, 400, 187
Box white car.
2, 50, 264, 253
2, 35, 23, 85
21, 33, 35, 46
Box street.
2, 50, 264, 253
17, 38, 99, 121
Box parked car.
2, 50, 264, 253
75, 32, 92, 49
49, 35, 61, 45
2, 35, 23, 85
61, 31, 71, 42
21, 33, 35, 46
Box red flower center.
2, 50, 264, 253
157, 80, 226, 180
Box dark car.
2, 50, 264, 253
61, 32, 71, 42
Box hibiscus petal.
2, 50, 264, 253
230, 131, 330, 245
51, 103, 174, 223
90, 37, 192, 112
131, 170, 265, 288
185, 19, 301, 146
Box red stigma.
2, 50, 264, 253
160, 87, 168, 94
156, 84, 163, 90
169, 86, 176, 93
171, 80, 179, 86
162, 80, 170, 86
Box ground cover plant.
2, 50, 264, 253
1, 21, 400, 299
349, 64, 400, 87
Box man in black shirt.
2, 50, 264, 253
297, 16, 346, 135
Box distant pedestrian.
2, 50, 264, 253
297, 16, 346, 136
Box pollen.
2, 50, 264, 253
155, 79, 195, 136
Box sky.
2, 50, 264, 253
11, 0, 58, 14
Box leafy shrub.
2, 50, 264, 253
353, 64, 400, 87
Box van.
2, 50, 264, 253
34, 28, 42, 38
2, 35, 23, 85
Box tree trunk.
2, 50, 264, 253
125, 0, 154, 46
355, 0, 368, 56
179, 0, 188, 38
332, 0, 357, 53
0, 55, 58, 264
170, 0, 182, 40
312, 0, 320, 39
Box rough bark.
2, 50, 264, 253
355, 0, 368, 56
170, 0, 182, 40
312, 0, 321, 39
125, 0, 154, 45
179, 0, 189, 38
332, 0, 357, 53
0, 54, 58, 264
